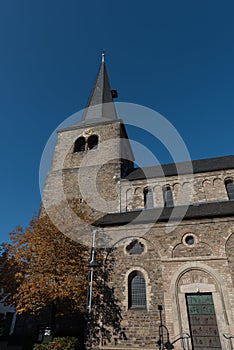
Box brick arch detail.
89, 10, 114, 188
172, 241, 213, 258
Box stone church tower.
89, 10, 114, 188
42, 54, 234, 350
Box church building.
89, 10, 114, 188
42, 53, 234, 350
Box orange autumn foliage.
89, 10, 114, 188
0, 214, 90, 315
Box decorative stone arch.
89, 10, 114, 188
182, 181, 193, 204
202, 178, 212, 185
167, 263, 234, 350
202, 178, 213, 201
196, 239, 214, 252
134, 186, 142, 195
224, 230, 234, 243
224, 176, 234, 182
214, 229, 232, 257
213, 177, 228, 201
225, 233, 234, 288
213, 177, 223, 186
125, 188, 134, 211
166, 232, 197, 258
104, 235, 161, 261
167, 238, 182, 258
223, 229, 234, 245
173, 182, 181, 204
132, 186, 144, 209
153, 184, 164, 207
171, 234, 213, 258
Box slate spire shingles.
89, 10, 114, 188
81, 51, 117, 123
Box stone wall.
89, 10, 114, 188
40, 118, 234, 350
42, 121, 128, 221
121, 170, 234, 211
100, 216, 234, 349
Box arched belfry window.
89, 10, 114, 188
163, 185, 174, 207
144, 187, 153, 209
225, 179, 234, 200
87, 135, 98, 150
74, 137, 86, 153
128, 271, 146, 309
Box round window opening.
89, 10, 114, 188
185, 235, 195, 245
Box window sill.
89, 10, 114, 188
128, 307, 147, 312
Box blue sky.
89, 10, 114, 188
0, 0, 234, 243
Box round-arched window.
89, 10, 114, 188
87, 135, 98, 150
74, 136, 86, 152
128, 271, 146, 309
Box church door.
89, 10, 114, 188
186, 293, 221, 350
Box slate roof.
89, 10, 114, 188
81, 52, 117, 123
125, 155, 234, 180
94, 200, 234, 227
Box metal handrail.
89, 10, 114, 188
171, 332, 190, 350
223, 333, 234, 350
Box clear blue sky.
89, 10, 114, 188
0, 0, 233, 243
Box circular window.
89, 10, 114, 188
185, 235, 195, 245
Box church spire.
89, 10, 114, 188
81, 51, 118, 123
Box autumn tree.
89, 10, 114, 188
0, 211, 123, 347
0, 214, 91, 330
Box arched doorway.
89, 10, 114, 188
169, 264, 234, 350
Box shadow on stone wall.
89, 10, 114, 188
86, 249, 125, 348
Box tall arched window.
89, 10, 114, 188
74, 137, 86, 153
128, 271, 146, 309
87, 135, 98, 150
225, 179, 234, 200
163, 185, 174, 207
144, 187, 153, 209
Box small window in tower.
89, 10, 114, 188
87, 135, 99, 150
225, 179, 234, 200
163, 185, 174, 207
144, 187, 154, 209
126, 240, 144, 255
74, 137, 86, 153
128, 271, 146, 309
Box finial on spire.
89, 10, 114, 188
102, 49, 105, 63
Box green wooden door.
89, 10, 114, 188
186, 293, 221, 350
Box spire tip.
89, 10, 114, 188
102, 49, 105, 63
